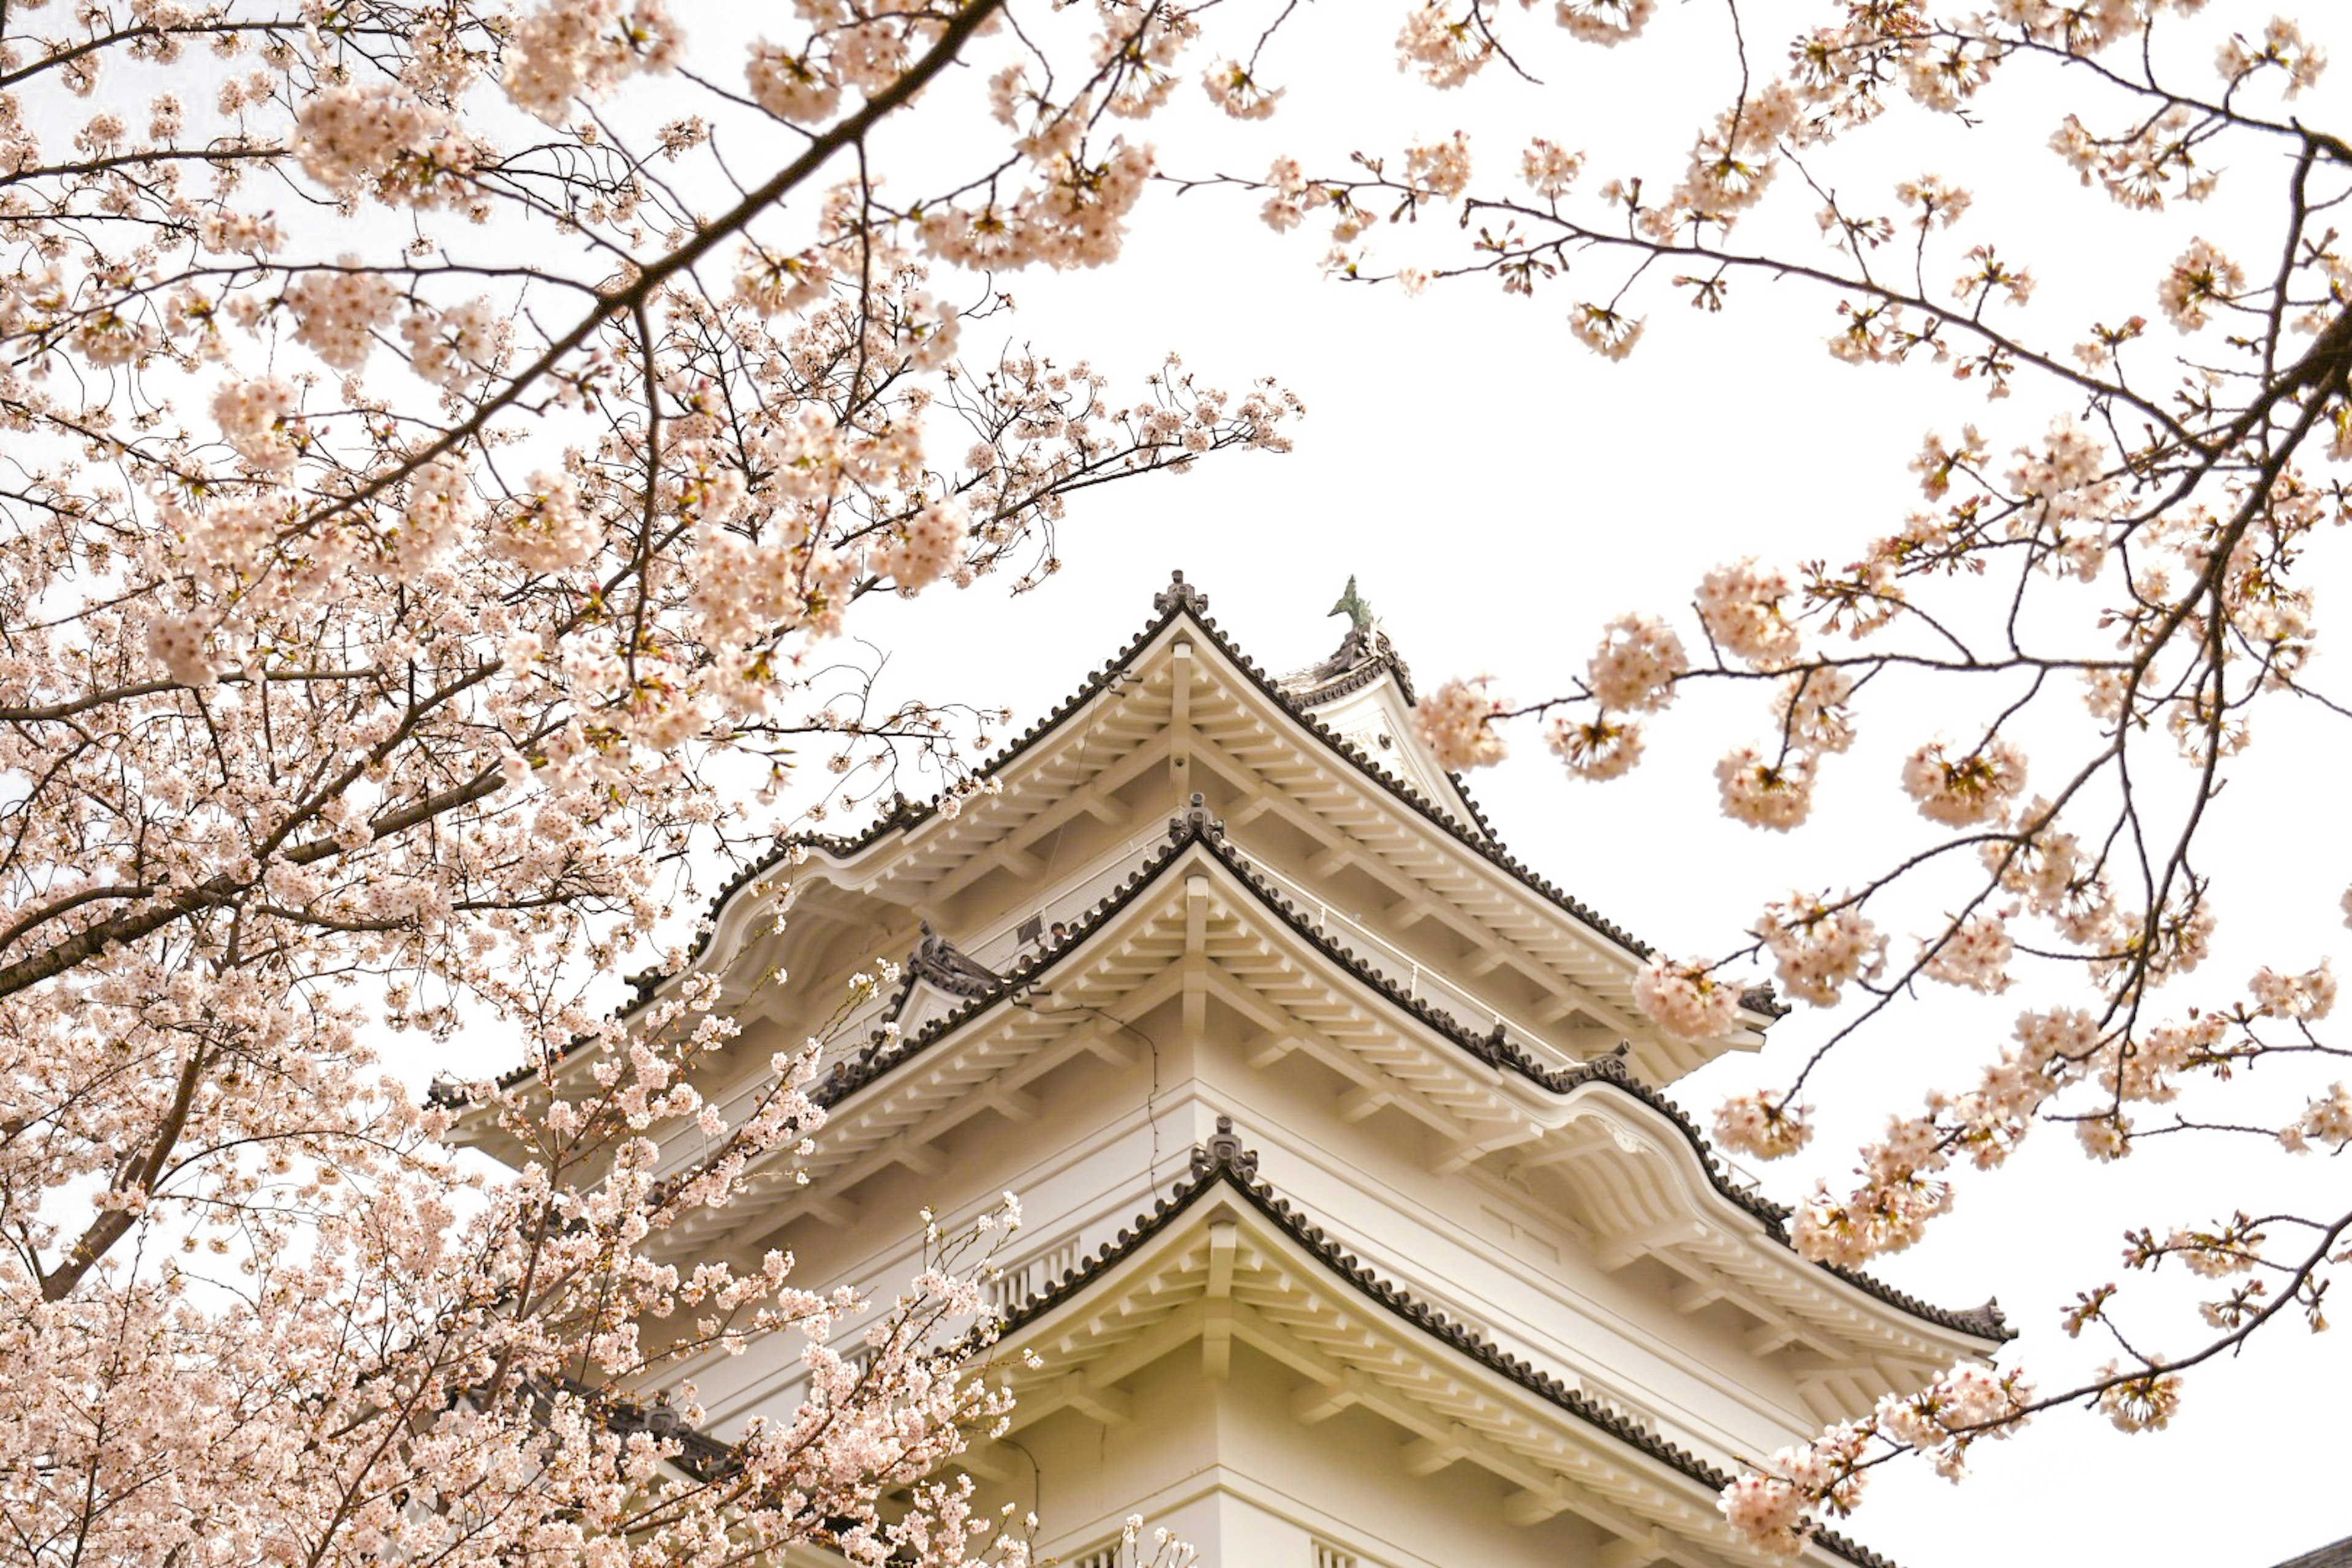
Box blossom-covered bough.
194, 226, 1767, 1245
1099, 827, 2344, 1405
1188, 0, 2352, 1553
0, 1, 1287, 1564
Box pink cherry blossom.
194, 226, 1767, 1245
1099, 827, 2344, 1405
1633, 955, 1743, 1041
1414, 675, 1510, 770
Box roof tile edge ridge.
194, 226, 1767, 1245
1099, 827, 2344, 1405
984, 1119, 1905, 1568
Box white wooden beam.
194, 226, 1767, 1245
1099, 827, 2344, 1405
1502, 1486, 1569, 1528
1200, 1303, 1232, 1380
1670, 1277, 1728, 1316
801, 1192, 861, 1229
1401, 1423, 1474, 1479
989, 1087, 1042, 1125
1059, 1373, 1134, 1427
1228, 793, 1276, 830
1205, 1219, 1237, 1298
1245, 1031, 1300, 1069
1289, 1368, 1366, 1426
954, 1447, 1016, 1483
1434, 1125, 1540, 1177
1596, 1219, 1706, 1272
1596, 1530, 1668, 1568
1201, 1221, 1238, 1378
886, 1131, 943, 1177
1169, 643, 1193, 774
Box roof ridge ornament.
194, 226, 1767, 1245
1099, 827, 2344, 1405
1154, 569, 1209, 617
1191, 1113, 1259, 1180
1329, 574, 1374, 635
1281, 575, 1417, 706
908, 920, 1000, 997
1167, 790, 1225, 845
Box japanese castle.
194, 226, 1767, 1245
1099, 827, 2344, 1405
467, 575, 2007, 1568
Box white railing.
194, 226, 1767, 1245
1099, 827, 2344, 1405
986, 1232, 1086, 1316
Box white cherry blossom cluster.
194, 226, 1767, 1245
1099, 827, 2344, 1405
918, 142, 1159, 273
401, 298, 510, 391
1413, 676, 1510, 771
1404, 133, 1475, 200
1566, 301, 1644, 360
1520, 137, 1585, 198
1715, 745, 1815, 831
1714, 1422, 1867, 1558
1774, 666, 1858, 754
212, 376, 303, 474
282, 263, 399, 372
2050, 105, 2218, 208
1870, 1364, 2037, 1482
293, 85, 487, 208
1901, 736, 2028, 826
495, 471, 598, 573
1902, 34, 1999, 112
1695, 557, 1803, 667
1757, 892, 1885, 1006
2280, 1084, 2352, 1153
1395, 6, 1491, 89
1202, 60, 1284, 118
1554, 0, 1657, 48
1632, 954, 1743, 1041
1798, 1008, 2116, 1265
1641, 79, 1801, 242
1920, 913, 2014, 993
748, 39, 843, 124
1793, 1108, 1961, 1267
1585, 612, 1687, 712
2158, 237, 2245, 331
144, 614, 215, 686
2095, 1362, 2183, 1432
1545, 712, 1646, 780
869, 498, 969, 590
1713, 1090, 1814, 1159
2003, 415, 2121, 578
2248, 960, 2336, 1020
2216, 17, 2329, 96
503, 0, 681, 122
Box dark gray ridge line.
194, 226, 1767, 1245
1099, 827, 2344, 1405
583, 570, 1722, 1050
979, 1120, 1905, 1568
708, 819, 2005, 1346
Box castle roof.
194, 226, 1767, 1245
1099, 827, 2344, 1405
783, 821, 2008, 1349
980, 1120, 1901, 1567
575, 571, 1771, 1068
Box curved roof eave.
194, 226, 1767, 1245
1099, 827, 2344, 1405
990, 1123, 1908, 1568
783, 822, 2008, 1349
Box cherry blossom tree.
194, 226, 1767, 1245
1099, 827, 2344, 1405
1216, 0, 2352, 1553
0, 1, 1289, 1563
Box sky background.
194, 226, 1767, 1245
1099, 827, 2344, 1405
806, 4, 2352, 1561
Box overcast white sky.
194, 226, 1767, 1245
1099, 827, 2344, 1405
812, 4, 2352, 1562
